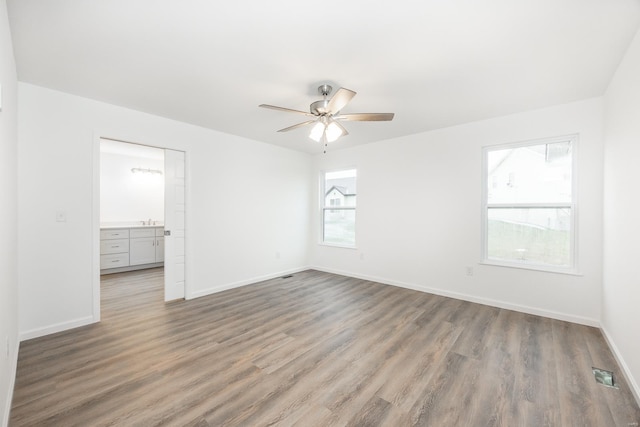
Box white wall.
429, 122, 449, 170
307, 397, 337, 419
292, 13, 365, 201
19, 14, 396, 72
603, 28, 640, 402
0, 0, 18, 424
18, 83, 311, 339
100, 151, 164, 223
311, 97, 604, 325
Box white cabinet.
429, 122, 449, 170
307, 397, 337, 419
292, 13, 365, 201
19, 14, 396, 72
100, 238, 129, 255
129, 228, 155, 266
100, 229, 130, 270
130, 237, 156, 265
100, 229, 130, 240
129, 228, 164, 265
130, 228, 156, 239
100, 253, 130, 269
100, 226, 164, 273
155, 228, 165, 261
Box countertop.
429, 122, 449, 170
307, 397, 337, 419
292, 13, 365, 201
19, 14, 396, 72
100, 222, 164, 229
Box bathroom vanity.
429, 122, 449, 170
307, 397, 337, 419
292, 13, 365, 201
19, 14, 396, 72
100, 225, 164, 274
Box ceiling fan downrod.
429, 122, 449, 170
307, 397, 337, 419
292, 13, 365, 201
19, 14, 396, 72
311, 84, 333, 116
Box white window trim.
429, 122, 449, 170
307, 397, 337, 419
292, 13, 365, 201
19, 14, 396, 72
481, 134, 579, 274
320, 168, 357, 248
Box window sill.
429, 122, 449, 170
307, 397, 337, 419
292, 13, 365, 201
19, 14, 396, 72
480, 259, 582, 276
319, 242, 358, 250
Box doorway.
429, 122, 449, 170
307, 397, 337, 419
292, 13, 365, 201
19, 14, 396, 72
93, 137, 186, 321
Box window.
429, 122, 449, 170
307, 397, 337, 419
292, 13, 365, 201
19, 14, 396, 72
482, 135, 577, 272
322, 168, 357, 247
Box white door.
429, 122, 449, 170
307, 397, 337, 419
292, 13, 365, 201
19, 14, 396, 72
164, 149, 186, 301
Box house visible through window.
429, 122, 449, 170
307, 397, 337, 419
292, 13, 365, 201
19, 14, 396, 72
482, 135, 577, 272
322, 169, 356, 247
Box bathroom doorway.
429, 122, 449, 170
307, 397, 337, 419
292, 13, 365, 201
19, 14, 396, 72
94, 138, 186, 320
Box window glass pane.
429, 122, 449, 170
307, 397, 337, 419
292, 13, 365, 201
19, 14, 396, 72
323, 209, 355, 246
325, 169, 356, 207
487, 207, 571, 266
487, 141, 572, 204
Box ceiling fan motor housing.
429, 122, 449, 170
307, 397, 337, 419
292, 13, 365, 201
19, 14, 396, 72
310, 100, 329, 115
311, 84, 334, 115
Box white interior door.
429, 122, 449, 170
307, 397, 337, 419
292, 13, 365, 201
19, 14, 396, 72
164, 149, 186, 301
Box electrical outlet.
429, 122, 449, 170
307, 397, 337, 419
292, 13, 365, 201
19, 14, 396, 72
466, 266, 474, 276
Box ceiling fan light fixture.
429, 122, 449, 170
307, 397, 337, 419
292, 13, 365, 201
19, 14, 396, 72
325, 121, 344, 142
309, 121, 325, 142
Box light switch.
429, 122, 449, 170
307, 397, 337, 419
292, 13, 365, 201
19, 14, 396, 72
56, 211, 67, 222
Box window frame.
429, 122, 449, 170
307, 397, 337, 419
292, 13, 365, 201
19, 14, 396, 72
320, 168, 357, 249
481, 134, 579, 274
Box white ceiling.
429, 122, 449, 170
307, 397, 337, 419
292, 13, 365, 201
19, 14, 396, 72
7, 0, 640, 154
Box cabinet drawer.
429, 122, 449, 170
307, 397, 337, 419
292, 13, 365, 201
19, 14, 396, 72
155, 228, 165, 237
100, 253, 130, 269
130, 228, 156, 238
100, 238, 129, 255
100, 229, 130, 240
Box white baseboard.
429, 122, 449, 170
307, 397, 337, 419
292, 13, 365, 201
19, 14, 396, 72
100, 262, 164, 276
187, 266, 311, 300
19, 315, 97, 342
310, 266, 601, 327
2, 343, 18, 427
600, 326, 640, 407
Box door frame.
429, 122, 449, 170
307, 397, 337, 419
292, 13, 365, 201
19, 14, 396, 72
91, 133, 189, 322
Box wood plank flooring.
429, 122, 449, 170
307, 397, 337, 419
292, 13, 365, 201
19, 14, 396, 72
10, 269, 640, 426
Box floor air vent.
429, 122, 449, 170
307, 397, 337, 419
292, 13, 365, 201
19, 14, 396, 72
282, 275, 293, 279
592, 367, 618, 389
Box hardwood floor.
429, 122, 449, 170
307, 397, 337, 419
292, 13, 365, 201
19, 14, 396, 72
10, 269, 640, 426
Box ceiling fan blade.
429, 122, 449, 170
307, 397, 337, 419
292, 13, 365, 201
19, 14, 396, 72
335, 113, 395, 121
277, 120, 317, 132
259, 104, 314, 116
326, 88, 356, 114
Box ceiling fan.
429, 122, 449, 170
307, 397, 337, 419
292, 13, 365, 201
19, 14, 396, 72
259, 84, 394, 151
